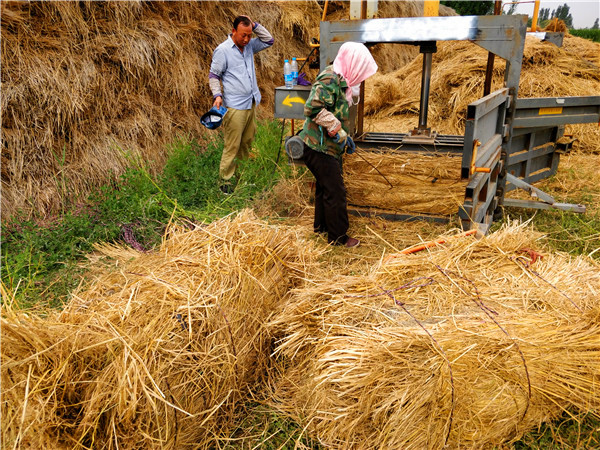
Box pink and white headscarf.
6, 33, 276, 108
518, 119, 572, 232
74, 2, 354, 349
333, 42, 378, 105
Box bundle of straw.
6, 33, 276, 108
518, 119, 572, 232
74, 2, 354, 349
269, 221, 600, 448
344, 150, 466, 215
1, 210, 321, 448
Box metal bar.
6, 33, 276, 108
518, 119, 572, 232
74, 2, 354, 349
348, 207, 450, 223
516, 96, 600, 108
514, 114, 600, 128
474, 134, 502, 170
507, 143, 555, 165
483, 1, 503, 96
418, 52, 433, 130
503, 198, 585, 213
319, 15, 526, 66
506, 167, 556, 190
506, 173, 555, 204
467, 88, 509, 120
512, 96, 600, 127
355, 0, 368, 136
462, 89, 508, 178
356, 82, 365, 137
527, 31, 564, 47
357, 132, 464, 153
531, 0, 540, 32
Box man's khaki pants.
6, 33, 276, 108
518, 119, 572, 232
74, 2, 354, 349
219, 105, 256, 181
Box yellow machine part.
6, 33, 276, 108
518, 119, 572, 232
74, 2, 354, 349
424, 0, 439, 17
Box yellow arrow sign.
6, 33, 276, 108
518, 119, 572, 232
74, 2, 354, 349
282, 95, 305, 107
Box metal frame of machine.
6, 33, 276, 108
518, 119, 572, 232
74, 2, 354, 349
274, 14, 600, 232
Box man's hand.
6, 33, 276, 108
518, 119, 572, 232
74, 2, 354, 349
213, 96, 223, 108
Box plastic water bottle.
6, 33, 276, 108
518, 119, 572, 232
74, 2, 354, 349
291, 57, 298, 87
284, 59, 293, 89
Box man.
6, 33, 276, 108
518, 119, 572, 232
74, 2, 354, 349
209, 15, 274, 195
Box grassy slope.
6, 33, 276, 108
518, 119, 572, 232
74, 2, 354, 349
2, 123, 599, 447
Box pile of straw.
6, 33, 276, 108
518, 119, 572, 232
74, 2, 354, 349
1, 210, 321, 448
344, 150, 466, 215
365, 34, 600, 152
269, 221, 600, 448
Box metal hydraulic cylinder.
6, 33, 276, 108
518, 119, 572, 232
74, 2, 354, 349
418, 51, 433, 131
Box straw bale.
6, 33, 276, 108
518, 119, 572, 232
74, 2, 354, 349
344, 150, 466, 215
269, 221, 600, 448
1, 210, 322, 448
365, 35, 600, 152
543, 19, 568, 33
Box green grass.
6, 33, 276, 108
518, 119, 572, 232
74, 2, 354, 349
502, 167, 600, 448
504, 207, 600, 258
501, 164, 600, 260
569, 28, 600, 42
225, 403, 323, 449
514, 412, 600, 449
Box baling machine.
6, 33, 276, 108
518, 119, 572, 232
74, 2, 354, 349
274, 13, 600, 233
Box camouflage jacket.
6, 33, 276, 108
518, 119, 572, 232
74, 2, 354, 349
299, 65, 349, 159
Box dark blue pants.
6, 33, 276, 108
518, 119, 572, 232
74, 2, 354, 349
302, 145, 349, 245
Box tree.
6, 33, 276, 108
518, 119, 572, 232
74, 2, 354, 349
440, 1, 494, 16
539, 7, 551, 22
505, 3, 517, 15
592, 18, 599, 30
552, 3, 573, 28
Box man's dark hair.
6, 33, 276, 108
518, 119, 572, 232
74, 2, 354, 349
233, 16, 252, 30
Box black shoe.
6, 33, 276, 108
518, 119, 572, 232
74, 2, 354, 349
220, 184, 233, 195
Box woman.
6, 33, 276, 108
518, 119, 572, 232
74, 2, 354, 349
299, 42, 378, 248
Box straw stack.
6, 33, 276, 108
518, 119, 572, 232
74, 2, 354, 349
269, 221, 600, 448
1, 210, 321, 449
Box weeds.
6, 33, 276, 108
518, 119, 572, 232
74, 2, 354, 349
514, 411, 600, 449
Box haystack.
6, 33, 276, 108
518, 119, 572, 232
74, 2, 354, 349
0, 0, 318, 220
269, 221, 600, 448
1, 210, 321, 448
364, 34, 600, 152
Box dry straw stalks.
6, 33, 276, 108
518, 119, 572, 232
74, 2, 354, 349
344, 150, 466, 216
0, 0, 319, 220
2, 213, 599, 448
1, 210, 322, 448
269, 220, 600, 449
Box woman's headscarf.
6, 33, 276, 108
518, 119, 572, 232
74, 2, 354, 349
333, 42, 378, 105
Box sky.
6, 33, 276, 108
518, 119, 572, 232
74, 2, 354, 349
511, 0, 600, 29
